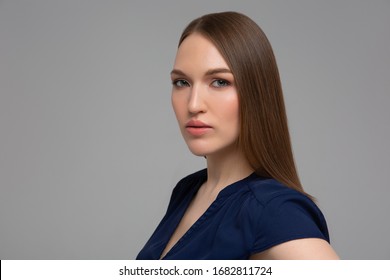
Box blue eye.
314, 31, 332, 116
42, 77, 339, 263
211, 79, 230, 88
173, 79, 190, 87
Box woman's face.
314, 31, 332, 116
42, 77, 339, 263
171, 33, 240, 157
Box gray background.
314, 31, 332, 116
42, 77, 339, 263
1, 0, 389, 259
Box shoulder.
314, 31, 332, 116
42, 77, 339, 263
245, 176, 312, 207
245, 176, 325, 225
244, 177, 338, 259
171, 169, 207, 196
241, 175, 330, 254
166, 169, 207, 211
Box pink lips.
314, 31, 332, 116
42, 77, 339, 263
185, 120, 212, 136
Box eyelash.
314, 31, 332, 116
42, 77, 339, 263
211, 79, 230, 88
172, 79, 190, 87
172, 79, 231, 88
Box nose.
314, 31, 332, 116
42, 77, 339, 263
188, 84, 207, 114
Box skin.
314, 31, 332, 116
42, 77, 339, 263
166, 33, 339, 260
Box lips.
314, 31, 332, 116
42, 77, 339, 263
185, 120, 212, 136
186, 119, 212, 128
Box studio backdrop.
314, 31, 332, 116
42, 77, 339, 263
1, 0, 389, 259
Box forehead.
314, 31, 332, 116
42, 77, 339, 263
173, 33, 230, 72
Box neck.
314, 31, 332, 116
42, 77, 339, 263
203, 147, 254, 193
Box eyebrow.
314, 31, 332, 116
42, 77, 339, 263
170, 68, 232, 77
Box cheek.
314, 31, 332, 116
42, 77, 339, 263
218, 94, 240, 127
171, 93, 186, 122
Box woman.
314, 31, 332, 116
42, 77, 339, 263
137, 11, 339, 260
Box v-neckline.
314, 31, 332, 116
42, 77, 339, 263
159, 170, 257, 259
159, 173, 207, 259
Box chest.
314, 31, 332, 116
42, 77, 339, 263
160, 188, 216, 258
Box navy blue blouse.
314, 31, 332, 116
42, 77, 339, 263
136, 169, 330, 260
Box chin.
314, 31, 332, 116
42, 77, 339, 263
186, 144, 213, 157
188, 148, 209, 157
186, 144, 230, 158
184, 135, 239, 156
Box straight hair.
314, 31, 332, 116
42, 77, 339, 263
178, 12, 311, 198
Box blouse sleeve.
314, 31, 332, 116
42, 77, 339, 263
251, 191, 330, 254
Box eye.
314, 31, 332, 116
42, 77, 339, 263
172, 79, 190, 87
211, 79, 230, 88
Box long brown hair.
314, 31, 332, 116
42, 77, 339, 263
178, 12, 309, 197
